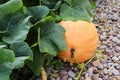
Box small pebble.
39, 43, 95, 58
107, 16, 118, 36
62, 75, 68, 80
116, 40, 120, 46
103, 68, 108, 74
112, 37, 118, 43
87, 68, 94, 76
68, 78, 72, 80
92, 74, 99, 80
112, 69, 120, 75
100, 35, 107, 40
118, 56, 120, 60
92, 59, 101, 67
93, 69, 99, 74
115, 64, 120, 70
97, 63, 104, 70
61, 70, 67, 74
68, 71, 76, 77
85, 74, 91, 80
114, 76, 120, 80
112, 56, 119, 63
99, 74, 104, 78
56, 77, 60, 80
115, 46, 120, 53
117, 34, 120, 39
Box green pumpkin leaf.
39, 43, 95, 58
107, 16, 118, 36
0, 0, 23, 15
10, 42, 33, 60
27, 6, 49, 23
27, 47, 44, 76
0, 49, 15, 63
60, 0, 93, 21
0, 42, 8, 48
0, 0, 23, 33
12, 56, 30, 69
37, 17, 67, 56
0, 63, 13, 80
0, 56, 30, 80
1, 11, 32, 43
27, 47, 54, 76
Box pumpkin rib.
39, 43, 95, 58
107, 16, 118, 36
57, 21, 99, 63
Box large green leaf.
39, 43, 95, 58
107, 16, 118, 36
12, 56, 30, 69
1, 11, 32, 43
0, 0, 23, 15
0, 15, 10, 33
27, 47, 53, 76
37, 17, 67, 56
0, 48, 15, 63
27, 6, 49, 23
0, 56, 30, 80
0, 41, 33, 80
60, 0, 93, 21
27, 47, 44, 76
0, 63, 13, 80
0, 42, 8, 48
0, 0, 23, 33
10, 42, 33, 60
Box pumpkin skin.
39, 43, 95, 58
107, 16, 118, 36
57, 21, 99, 63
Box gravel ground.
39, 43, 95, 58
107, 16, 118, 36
47, 0, 120, 80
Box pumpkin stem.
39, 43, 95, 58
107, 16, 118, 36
70, 48, 75, 58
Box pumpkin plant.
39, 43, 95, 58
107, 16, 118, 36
0, 0, 97, 80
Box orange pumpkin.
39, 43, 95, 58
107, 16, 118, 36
57, 21, 99, 63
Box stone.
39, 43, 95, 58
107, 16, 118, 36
56, 77, 60, 80
101, 41, 107, 45
99, 74, 104, 78
87, 68, 94, 76
93, 69, 99, 74
118, 56, 120, 60
100, 45, 107, 49
85, 74, 91, 80
85, 76, 91, 80
92, 59, 101, 67
112, 37, 118, 43
103, 68, 108, 74
108, 69, 113, 76
117, 34, 120, 39
97, 63, 104, 70
112, 69, 120, 75
115, 46, 120, 53
68, 78, 72, 80
51, 78, 56, 80
108, 62, 114, 66
116, 40, 120, 46
115, 65, 120, 70
68, 71, 76, 77
103, 63, 108, 68
112, 56, 119, 63
100, 35, 106, 40
114, 76, 120, 80
98, 78, 103, 80
61, 70, 67, 74
62, 75, 68, 80
92, 74, 99, 80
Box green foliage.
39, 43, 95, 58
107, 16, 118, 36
0, 0, 94, 80
60, 0, 93, 21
